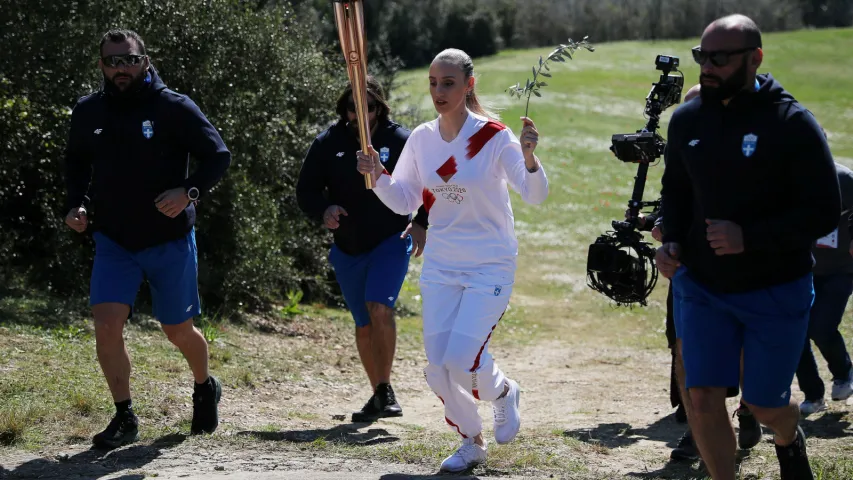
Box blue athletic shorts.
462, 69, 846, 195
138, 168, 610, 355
672, 266, 814, 408
328, 233, 412, 327
91, 230, 201, 325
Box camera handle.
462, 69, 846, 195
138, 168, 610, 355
624, 104, 664, 224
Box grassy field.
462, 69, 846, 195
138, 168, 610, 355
2, 27, 853, 479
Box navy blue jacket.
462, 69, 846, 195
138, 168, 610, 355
812, 162, 853, 276
661, 73, 840, 293
296, 119, 428, 256
64, 67, 231, 251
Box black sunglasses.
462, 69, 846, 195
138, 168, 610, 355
691, 46, 756, 67
347, 101, 377, 113
102, 54, 146, 68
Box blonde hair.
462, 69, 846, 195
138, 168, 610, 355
433, 48, 500, 121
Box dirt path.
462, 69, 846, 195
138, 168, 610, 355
2, 331, 851, 480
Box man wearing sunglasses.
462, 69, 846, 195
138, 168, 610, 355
64, 29, 231, 449
657, 14, 839, 480
296, 76, 429, 423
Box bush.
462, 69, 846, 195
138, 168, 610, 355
0, 0, 347, 314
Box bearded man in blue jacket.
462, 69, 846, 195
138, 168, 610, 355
63, 29, 231, 449
657, 14, 839, 480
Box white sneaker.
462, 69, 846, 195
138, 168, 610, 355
492, 378, 521, 444
439, 437, 487, 473
799, 398, 827, 415
830, 370, 853, 401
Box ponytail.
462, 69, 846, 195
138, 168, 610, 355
466, 90, 500, 121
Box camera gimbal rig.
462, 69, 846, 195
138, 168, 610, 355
586, 55, 684, 306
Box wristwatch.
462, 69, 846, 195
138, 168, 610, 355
187, 187, 200, 201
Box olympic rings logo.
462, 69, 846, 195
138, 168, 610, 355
442, 192, 464, 204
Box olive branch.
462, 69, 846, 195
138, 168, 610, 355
506, 36, 595, 117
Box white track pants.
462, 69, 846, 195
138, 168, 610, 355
420, 268, 513, 438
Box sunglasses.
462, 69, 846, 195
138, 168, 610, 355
102, 54, 146, 68
347, 101, 377, 113
691, 46, 756, 67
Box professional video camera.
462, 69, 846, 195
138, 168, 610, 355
586, 55, 684, 306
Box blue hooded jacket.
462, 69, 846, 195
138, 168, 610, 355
661, 73, 839, 293
64, 67, 231, 251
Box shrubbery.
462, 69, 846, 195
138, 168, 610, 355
0, 0, 347, 314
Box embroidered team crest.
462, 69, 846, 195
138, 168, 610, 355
741, 133, 757, 157
379, 147, 390, 164
142, 120, 154, 139
494, 285, 502, 296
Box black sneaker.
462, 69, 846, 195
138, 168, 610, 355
775, 425, 814, 480
191, 376, 222, 435
670, 429, 699, 461
93, 411, 139, 449
735, 403, 762, 450
375, 383, 403, 418
352, 394, 381, 422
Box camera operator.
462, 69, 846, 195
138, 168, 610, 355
625, 206, 661, 239
658, 14, 838, 480
681, 84, 701, 106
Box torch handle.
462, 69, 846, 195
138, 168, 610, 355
333, 1, 375, 189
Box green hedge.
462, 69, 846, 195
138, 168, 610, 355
0, 0, 348, 314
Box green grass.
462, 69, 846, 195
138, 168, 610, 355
0, 294, 359, 451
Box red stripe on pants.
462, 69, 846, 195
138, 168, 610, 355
445, 416, 468, 438
469, 314, 504, 372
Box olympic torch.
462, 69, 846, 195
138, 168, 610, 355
333, 0, 374, 189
